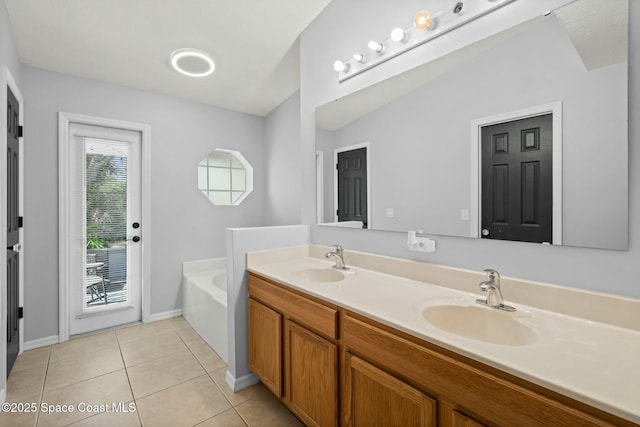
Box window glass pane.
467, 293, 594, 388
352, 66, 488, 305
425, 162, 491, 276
208, 152, 231, 167
210, 191, 231, 205
209, 167, 230, 190
231, 169, 245, 191
231, 156, 243, 169
84, 140, 130, 309
198, 166, 208, 190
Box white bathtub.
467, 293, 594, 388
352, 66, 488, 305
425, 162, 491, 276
182, 258, 228, 363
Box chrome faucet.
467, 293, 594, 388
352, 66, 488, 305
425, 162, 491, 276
476, 269, 516, 312
325, 245, 348, 270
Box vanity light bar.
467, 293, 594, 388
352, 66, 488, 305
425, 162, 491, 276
334, 0, 516, 83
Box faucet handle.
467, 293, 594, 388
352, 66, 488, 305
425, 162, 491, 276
332, 244, 343, 253
482, 268, 500, 284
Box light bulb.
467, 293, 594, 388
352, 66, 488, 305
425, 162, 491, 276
333, 60, 349, 73
353, 53, 365, 63
368, 40, 384, 53
414, 10, 434, 30
390, 28, 407, 43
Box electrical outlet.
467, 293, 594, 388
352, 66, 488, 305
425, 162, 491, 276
409, 237, 436, 252
385, 208, 395, 218
461, 209, 469, 221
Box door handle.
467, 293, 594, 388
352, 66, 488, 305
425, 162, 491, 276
6, 243, 22, 252
482, 229, 490, 236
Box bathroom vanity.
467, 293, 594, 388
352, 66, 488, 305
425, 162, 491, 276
247, 246, 639, 427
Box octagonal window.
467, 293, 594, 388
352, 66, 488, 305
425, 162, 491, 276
198, 149, 253, 206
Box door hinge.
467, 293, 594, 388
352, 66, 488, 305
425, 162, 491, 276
18, 126, 23, 138
336, 163, 339, 170
18, 307, 23, 319
336, 210, 339, 216
18, 216, 23, 228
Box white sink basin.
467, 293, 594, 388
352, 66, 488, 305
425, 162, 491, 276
422, 304, 537, 346
293, 268, 345, 283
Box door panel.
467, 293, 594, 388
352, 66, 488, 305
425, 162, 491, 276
337, 148, 368, 228
481, 114, 552, 243
6, 86, 20, 375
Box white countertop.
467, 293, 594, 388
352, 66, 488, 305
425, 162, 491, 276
248, 256, 640, 424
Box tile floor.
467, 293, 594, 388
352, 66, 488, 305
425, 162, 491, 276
0, 317, 303, 427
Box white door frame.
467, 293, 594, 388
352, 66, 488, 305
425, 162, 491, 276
316, 150, 324, 224
1, 66, 24, 402
470, 102, 562, 245
333, 141, 371, 228
58, 112, 151, 342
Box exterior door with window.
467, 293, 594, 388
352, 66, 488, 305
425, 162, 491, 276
68, 123, 142, 335
481, 114, 553, 243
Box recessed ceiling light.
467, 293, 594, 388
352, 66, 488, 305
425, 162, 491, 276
170, 48, 215, 77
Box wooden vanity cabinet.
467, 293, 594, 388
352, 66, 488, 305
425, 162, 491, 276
343, 312, 629, 427
249, 272, 634, 427
248, 273, 338, 427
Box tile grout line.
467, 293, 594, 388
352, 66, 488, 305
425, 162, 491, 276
234, 404, 252, 427
116, 327, 145, 427
35, 345, 53, 427
177, 325, 249, 426
123, 329, 210, 401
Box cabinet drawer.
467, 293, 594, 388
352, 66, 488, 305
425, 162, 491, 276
343, 314, 614, 427
249, 273, 338, 339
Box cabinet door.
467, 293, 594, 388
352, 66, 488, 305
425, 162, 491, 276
285, 320, 338, 427
452, 410, 487, 427
248, 298, 282, 397
343, 353, 436, 427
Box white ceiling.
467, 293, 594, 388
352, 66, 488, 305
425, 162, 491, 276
554, 0, 628, 71
4, 0, 331, 116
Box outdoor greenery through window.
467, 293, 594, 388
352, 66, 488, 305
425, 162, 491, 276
86, 153, 127, 249
84, 139, 129, 307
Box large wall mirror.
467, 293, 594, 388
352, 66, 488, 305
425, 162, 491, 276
316, 0, 628, 250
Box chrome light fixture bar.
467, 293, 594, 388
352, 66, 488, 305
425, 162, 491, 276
334, 0, 516, 82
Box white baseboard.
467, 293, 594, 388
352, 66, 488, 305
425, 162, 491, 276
23, 311, 182, 351
226, 370, 259, 392
24, 335, 60, 351
147, 309, 182, 323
